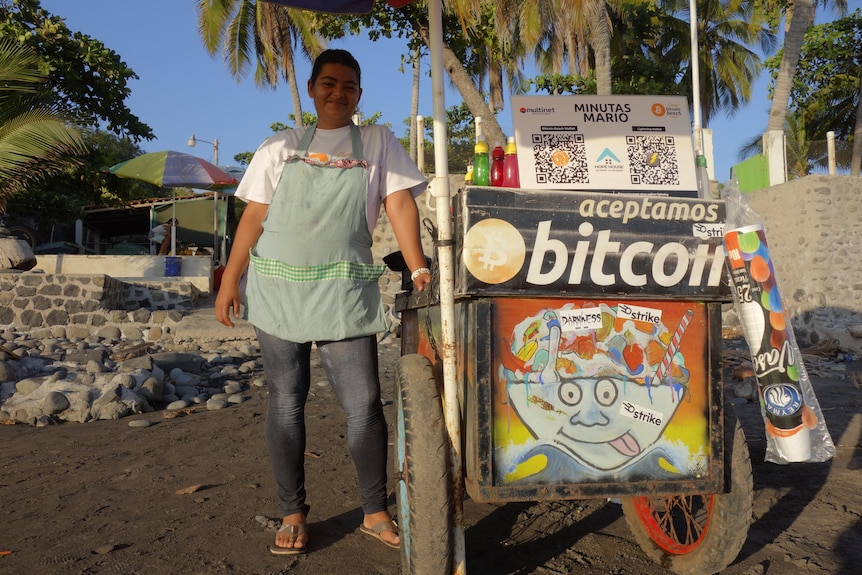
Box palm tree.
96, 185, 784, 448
495, 0, 616, 95
0, 39, 85, 213
739, 112, 817, 178
853, 79, 862, 175
582, 0, 613, 95
653, 0, 775, 126
409, 45, 421, 161
766, 0, 848, 180
195, 0, 324, 128
767, 0, 816, 135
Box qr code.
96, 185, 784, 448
626, 135, 680, 185
532, 133, 588, 184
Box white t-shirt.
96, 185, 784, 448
236, 124, 427, 233
148, 224, 169, 243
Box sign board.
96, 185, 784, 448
453, 187, 730, 301
511, 95, 698, 196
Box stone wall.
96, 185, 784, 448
742, 175, 862, 354
0, 272, 199, 331
32, 254, 213, 295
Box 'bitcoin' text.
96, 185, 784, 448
526, 221, 725, 288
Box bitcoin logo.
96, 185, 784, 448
551, 150, 570, 167
463, 219, 526, 284
651, 103, 666, 117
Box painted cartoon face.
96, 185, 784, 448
506, 374, 683, 470
500, 303, 693, 472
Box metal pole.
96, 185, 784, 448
189, 134, 222, 263
427, 0, 465, 572
171, 190, 177, 256
689, 0, 703, 155
213, 139, 220, 264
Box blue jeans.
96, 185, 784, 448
256, 328, 389, 518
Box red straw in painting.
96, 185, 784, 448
653, 310, 693, 384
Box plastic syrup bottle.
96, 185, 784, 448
490, 143, 505, 186
465, 163, 474, 184
472, 135, 490, 186
501, 136, 520, 188
695, 153, 710, 198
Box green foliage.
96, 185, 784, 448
398, 101, 480, 174
0, 37, 86, 213
312, 2, 427, 52
736, 112, 821, 177
0, 0, 154, 141
766, 9, 862, 142
529, 60, 685, 97
233, 151, 254, 166
5, 128, 158, 223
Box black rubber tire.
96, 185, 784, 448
394, 354, 453, 575
621, 407, 753, 575
7, 225, 38, 249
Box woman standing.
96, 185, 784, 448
215, 49, 430, 555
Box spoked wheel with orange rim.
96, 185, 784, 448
621, 407, 753, 575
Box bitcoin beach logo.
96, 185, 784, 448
463, 218, 526, 284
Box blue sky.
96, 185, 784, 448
41, 0, 856, 180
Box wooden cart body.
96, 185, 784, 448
398, 187, 733, 503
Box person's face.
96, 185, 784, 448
308, 63, 361, 129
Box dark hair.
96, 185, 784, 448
310, 49, 361, 87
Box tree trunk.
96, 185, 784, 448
851, 75, 862, 176
286, 60, 304, 128
410, 48, 420, 161
418, 27, 507, 146
767, 0, 814, 132
587, 0, 612, 95
490, 58, 504, 113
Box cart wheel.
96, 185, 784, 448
6, 225, 38, 249
395, 354, 453, 575
621, 407, 753, 575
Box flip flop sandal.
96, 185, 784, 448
359, 519, 400, 549
269, 522, 308, 555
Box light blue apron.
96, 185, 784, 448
246, 123, 387, 342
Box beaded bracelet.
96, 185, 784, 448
410, 267, 431, 281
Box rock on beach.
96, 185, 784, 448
0, 322, 264, 426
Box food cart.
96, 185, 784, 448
392, 186, 753, 575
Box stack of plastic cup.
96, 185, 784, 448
724, 224, 811, 461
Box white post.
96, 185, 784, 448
702, 128, 715, 181
75, 219, 83, 250
827, 131, 836, 175
428, 0, 465, 572
171, 190, 177, 256
416, 115, 425, 173
475, 116, 482, 142
764, 130, 787, 186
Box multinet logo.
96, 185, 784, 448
519, 106, 555, 114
